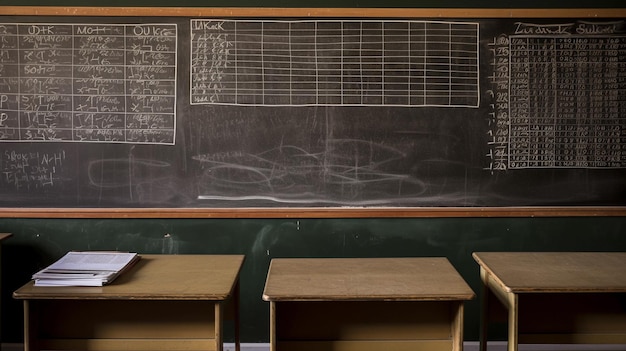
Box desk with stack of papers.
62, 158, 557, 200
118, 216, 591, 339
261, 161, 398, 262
14, 254, 244, 351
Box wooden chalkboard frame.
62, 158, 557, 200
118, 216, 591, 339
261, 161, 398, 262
0, 7, 624, 18
0, 206, 625, 218
1, 6, 625, 218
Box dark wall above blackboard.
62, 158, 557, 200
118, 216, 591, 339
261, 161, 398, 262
1, 7, 626, 212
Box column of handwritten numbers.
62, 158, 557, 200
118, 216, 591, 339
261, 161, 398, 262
508, 37, 530, 169
555, 37, 626, 168
0, 24, 18, 140
593, 37, 625, 168
614, 38, 626, 167
125, 24, 177, 144
73, 25, 126, 142
587, 37, 611, 168
528, 37, 557, 168
589, 37, 626, 168
555, 37, 592, 167
19, 24, 74, 141
554, 37, 577, 167
486, 34, 512, 171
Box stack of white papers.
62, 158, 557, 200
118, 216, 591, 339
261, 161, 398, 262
32, 251, 140, 287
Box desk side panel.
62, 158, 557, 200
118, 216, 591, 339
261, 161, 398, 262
38, 339, 217, 351
277, 340, 453, 351
276, 301, 453, 340
35, 300, 216, 339
518, 293, 626, 344
273, 301, 458, 350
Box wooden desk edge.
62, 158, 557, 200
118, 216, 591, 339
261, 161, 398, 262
473, 252, 514, 294
472, 252, 626, 293
263, 292, 476, 302
13, 254, 246, 300
13, 288, 237, 300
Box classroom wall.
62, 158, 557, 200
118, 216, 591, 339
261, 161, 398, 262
2, 216, 626, 344
1, 0, 626, 345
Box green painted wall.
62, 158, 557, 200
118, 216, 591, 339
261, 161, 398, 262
1, 216, 625, 343
1, 0, 625, 345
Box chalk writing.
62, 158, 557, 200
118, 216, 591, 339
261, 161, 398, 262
1, 148, 66, 190
0, 23, 177, 144
190, 19, 479, 107
492, 21, 626, 169
486, 34, 510, 172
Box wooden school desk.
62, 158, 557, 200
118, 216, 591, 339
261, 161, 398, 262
13, 254, 244, 351
263, 257, 475, 351
473, 252, 626, 351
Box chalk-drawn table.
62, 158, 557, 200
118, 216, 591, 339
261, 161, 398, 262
0, 23, 177, 144
13, 254, 244, 351
190, 19, 480, 107
263, 257, 475, 351
473, 252, 626, 351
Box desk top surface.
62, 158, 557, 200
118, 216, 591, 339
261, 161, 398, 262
0, 233, 11, 241
263, 257, 475, 302
473, 252, 626, 293
14, 254, 244, 300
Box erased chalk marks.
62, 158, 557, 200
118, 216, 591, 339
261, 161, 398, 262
87, 158, 186, 205
87, 158, 170, 188
194, 139, 432, 205
193, 145, 322, 193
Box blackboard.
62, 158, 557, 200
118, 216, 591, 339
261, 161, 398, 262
1, 8, 626, 211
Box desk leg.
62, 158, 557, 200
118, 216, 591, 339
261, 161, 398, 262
23, 300, 39, 351
452, 301, 465, 351
507, 293, 519, 351
215, 303, 223, 351
478, 268, 489, 351
269, 301, 276, 351
234, 280, 241, 351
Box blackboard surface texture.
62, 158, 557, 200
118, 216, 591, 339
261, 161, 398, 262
1, 7, 626, 212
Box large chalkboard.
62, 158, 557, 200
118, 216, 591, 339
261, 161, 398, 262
1, 8, 626, 210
